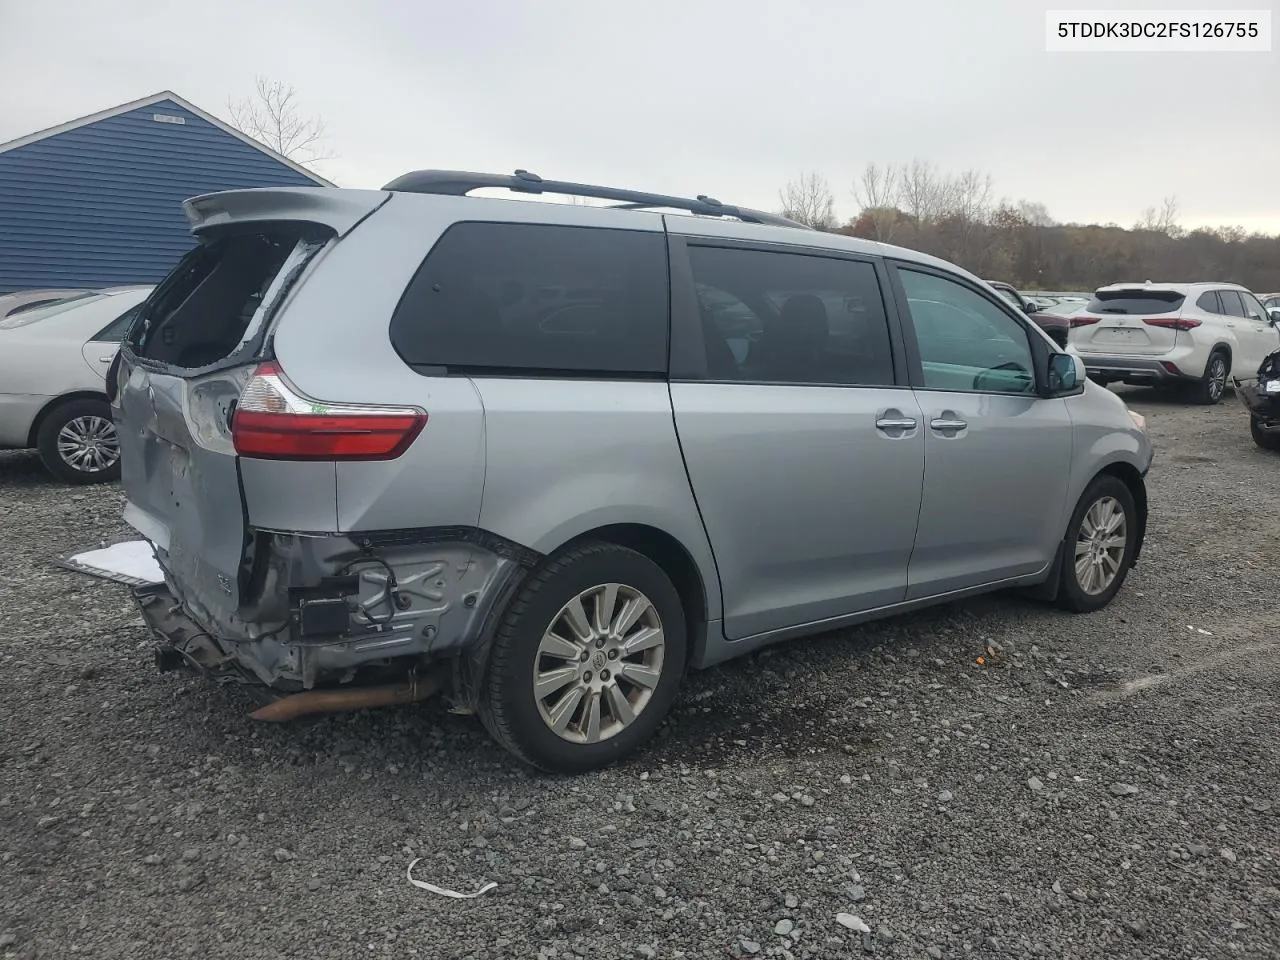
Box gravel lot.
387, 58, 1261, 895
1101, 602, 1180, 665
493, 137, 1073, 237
2, 390, 1278, 960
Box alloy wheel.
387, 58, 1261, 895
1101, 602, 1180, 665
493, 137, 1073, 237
533, 583, 666, 744
1207, 357, 1227, 401
1074, 495, 1127, 595
56, 416, 120, 475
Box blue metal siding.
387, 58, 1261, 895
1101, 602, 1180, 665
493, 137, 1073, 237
0, 99, 323, 293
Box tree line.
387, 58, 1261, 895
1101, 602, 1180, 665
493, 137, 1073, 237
778, 165, 1280, 294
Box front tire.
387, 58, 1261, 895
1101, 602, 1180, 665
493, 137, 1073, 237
35, 398, 121, 484
1252, 416, 1280, 451
479, 542, 686, 773
1187, 351, 1229, 405
1056, 475, 1138, 612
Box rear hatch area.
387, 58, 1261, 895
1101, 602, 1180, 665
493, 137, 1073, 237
113, 189, 389, 649
1071, 288, 1188, 356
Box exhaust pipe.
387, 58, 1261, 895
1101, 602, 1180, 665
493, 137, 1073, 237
248, 670, 447, 722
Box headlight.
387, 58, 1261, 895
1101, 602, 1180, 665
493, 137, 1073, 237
1264, 380, 1280, 395
1128, 410, 1147, 431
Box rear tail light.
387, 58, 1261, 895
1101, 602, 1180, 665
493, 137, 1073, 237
1070, 316, 1100, 328
231, 361, 426, 461
1142, 316, 1201, 330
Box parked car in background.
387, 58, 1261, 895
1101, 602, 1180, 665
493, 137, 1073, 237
1070, 282, 1280, 404
985, 281, 1069, 347
0, 287, 87, 320
0, 285, 152, 482
117, 171, 1151, 773
987, 281, 1036, 311
1235, 348, 1280, 451
1259, 292, 1280, 312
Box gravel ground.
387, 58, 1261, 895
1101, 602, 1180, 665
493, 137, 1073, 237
1, 390, 1278, 960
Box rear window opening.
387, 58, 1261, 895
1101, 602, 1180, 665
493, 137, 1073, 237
132, 228, 325, 369
1086, 290, 1185, 315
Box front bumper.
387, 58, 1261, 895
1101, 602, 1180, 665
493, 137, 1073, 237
1235, 377, 1280, 426
1078, 354, 1191, 384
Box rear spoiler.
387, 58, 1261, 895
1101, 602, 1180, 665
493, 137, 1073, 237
183, 188, 391, 239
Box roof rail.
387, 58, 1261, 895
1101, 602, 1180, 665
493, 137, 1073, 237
380, 169, 811, 230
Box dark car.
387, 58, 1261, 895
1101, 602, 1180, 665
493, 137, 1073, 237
985, 281, 1070, 348
1236, 348, 1280, 451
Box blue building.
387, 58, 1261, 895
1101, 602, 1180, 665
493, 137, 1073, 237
0, 91, 331, 293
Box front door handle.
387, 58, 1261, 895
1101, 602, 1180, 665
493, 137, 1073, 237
930, 417, 968, 433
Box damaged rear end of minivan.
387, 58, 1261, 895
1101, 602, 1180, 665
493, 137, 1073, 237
112, 187, 529, 718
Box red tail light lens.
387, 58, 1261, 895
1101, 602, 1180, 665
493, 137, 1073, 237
1070, 316, 1100, 328
1142, 316, 1201, 331
232, 361, 427, 461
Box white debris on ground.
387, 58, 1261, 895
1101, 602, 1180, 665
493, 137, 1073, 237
406, 859, 497, 899
65, 539, 162, 584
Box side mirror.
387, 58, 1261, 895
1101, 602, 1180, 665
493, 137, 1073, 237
1021, 301, 1036, 314
1269, 308, 1280, 325
1045, 352, 1083, 396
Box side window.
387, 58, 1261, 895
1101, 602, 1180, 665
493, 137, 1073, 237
1240, 292, 1270, 323
898, 268, 1036, 395
1196, 291, 1221, 314
1218, 290, 1246, 318
92, 304, 143, 343
685, 246, 894, 386
389, 223, 669, 375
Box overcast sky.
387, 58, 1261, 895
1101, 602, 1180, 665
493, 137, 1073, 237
1, 0, 1276, 232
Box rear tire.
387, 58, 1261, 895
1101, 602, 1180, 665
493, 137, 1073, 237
1056, 475, 1138, 613
35, 398, 121, 485
1252, 416, 1280, 451
478, 541, 686, 773
1186, 350, 1229, 405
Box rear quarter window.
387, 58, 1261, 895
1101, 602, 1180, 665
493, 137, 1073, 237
1085, 290, 1185, 315
389, 222, 669, 376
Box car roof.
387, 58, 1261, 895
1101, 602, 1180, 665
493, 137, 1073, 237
1094, 281, 1249, 294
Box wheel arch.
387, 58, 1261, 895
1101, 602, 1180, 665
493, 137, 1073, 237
1093, 461, 1148, 564
1207, 341, 1233, 376
26, 390, 110, 448
555, 522, 712, 671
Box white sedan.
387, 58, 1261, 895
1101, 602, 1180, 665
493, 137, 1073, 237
0, 286, 153, 483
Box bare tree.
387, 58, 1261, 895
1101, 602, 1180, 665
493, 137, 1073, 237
228, 77, 334, 168
851, 162, 901, 240
1136, 195, 1181, 236
778, 172, 837, 230
898, 159, 954, 225
1014, 200, 1055, 227
946, 169, 994, 224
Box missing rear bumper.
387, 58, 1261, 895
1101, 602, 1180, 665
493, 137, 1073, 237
133, 530, 535, 694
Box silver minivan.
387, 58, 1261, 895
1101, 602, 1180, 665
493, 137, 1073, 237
114, 170, 1152, 772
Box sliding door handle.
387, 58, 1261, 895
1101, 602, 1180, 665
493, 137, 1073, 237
876, 417, 918, 431
930, 417, 968, 432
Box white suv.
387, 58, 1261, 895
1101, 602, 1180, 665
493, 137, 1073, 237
1071, 282, 1280, 404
